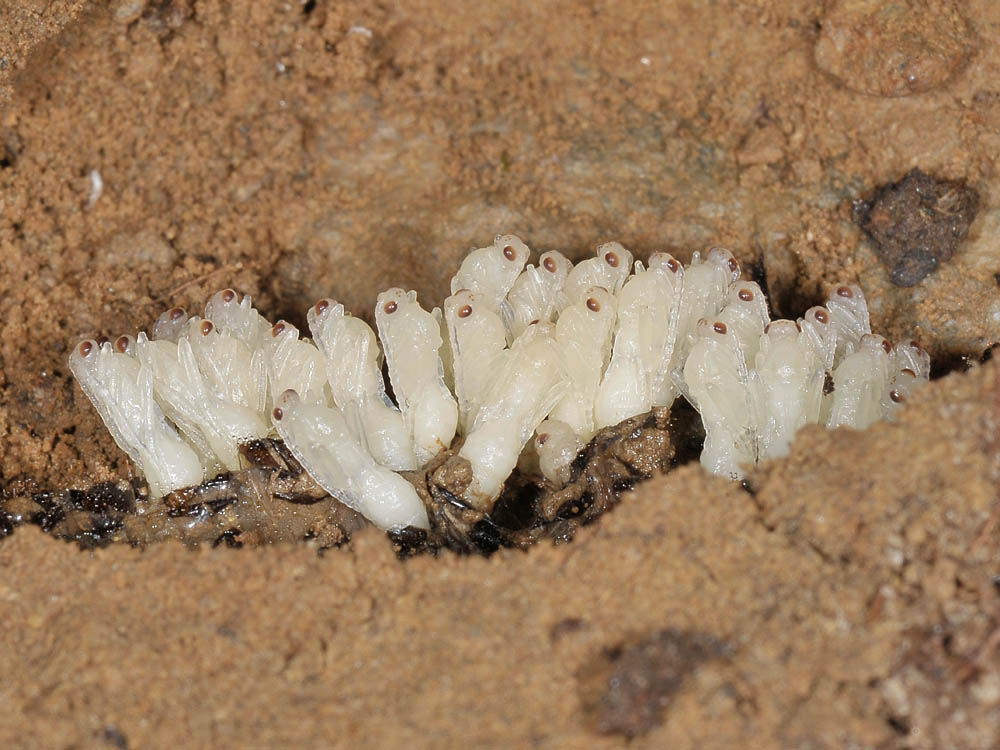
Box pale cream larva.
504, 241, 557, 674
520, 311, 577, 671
271, 389, 429, 531
561, 242, 633, 309
594, 261, 680, 428
646, 252, 685, 406
307, 301, 416, 471
535, 418, 585, 485
503, 250, 573, 341
450, 234, 530, 313
264, 320, 330, 407
671, 247, 741, 375
827, 333, 892, 430
683, 318, 755, 479
375, 287, 458, 465
459, 324, 569, 508
443, 289, 509, 433
550, 286, 616, 437
204, 289, 273, 354
152, 306, 190, 342
826, 285, 871, 365
751, 320, 825, 461
134, 327, 269, 473
798, 306, 837, 372
884, 340, 930, 417
186, 315, 268, 417
717, 282, 770, 367
70, 338, 204, 497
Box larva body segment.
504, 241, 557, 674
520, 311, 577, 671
672, 247, 739, 374
271, 389, 429, 531
443, 289, 509, 433
827, 333, 892, 429
376, 288, 458, 464
459, 324, 569, 508
135, 332, 269, 473
503, 249, 572, 342
152, 307, 190, 342
826, 285, 871, 365
69, 339, 204, 496
751, 320, 825, 461
450, 234, 530, 313
264, 321, 329, 407
683, 318, 755, 479
798, 306, 837, 372
718, 282, 770, 367
308, 302, 416, 471
187, 317, 268, 415
550, 286, 616, 437
561, 242, 633, 308
204, 290, 272, 353
535, 418, 585, 485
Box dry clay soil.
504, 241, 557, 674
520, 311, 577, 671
1, 1, 999, 748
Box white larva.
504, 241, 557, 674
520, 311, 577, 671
443, 289, 509, 434
535, 418, 585, 485
70, 338, 205, 496
503, 250, 572, 342
375, 288, 458, 465
458, 323, 568, 508
550, 286, 616, 437
307, 300, 416, 471
71, 233, 932, 529
271, 390, 429, 531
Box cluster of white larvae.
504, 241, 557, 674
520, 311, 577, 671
69, 234, 929, 531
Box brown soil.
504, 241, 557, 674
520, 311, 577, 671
1, 1, 998, 747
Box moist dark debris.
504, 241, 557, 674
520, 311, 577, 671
2, 409, 687, 554
853, 167, 979, 287
578, 628, 731, 738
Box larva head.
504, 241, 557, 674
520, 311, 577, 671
707, 247, 740, 283
271, 388, 302, 423
727, 281, 768, 316
444, 289, 479, 325
152, 306, 190, 342
494, 234, 531, 269
891, 340, 931, 380
860, 333, 892, 357
376, 288, 410, 318
205, 289, 241, 321
306, 297, 346, 340
597, 241, 633, 275
71, 339, 100, 368
539, 250, 572, 281
271, 319, 300, 341
648, 252, 683, 277
114, 334, 136, 355
804, 306, 830, 326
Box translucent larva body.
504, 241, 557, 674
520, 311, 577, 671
264, 320, 329, 407
70, 339, 204, 496
459, 324, 568, 507
503, 250, 572, 341
672, 247, 740, 374
450, 234, 530, 313
826, 284, 871, 364
751, 320, 825, 461
535, 418, 585, 485
443, 289, 509, 433
718, 282, 770, 367
561, 242, 633, 308
827, 334, 892, 430
308, 302, 416, 471
271, 389, 429, 530
375, 288, 458, 464
551, 287, 616, 437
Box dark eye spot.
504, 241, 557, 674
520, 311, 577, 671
383, 300, 398, 314
586, 297, 601, 312
605, 252, 619, 268
457, 305, 473, 318
738, 288, 753, 302
114, 336, 130, 353
537, 433, 549, 446
529, 319, 540, 325
272, 322, 286, 337
882, 339, 892, 354
543, 257, 557, 272
713, 321, 727, 335
666, 258, 679, 272
836, 286, 853, 298
503, 245, 516, 261
200, 320, 214, 336
764, 323, 771, 334
169, 307, 186, 321
727, 258, 739, 273
910, 340, 923, 354
795, 321, 802, 333
272, 407, 283, 421
79, 341, 93, 357
314, 299, 329, 315
814, 309, 828, 324
901, 368, 916, 377
221, 289, 236, 303
889, 390, 903, 403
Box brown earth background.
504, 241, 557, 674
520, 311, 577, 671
1, 0, 999, 747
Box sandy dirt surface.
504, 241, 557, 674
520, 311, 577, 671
1, 0, 998, 747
